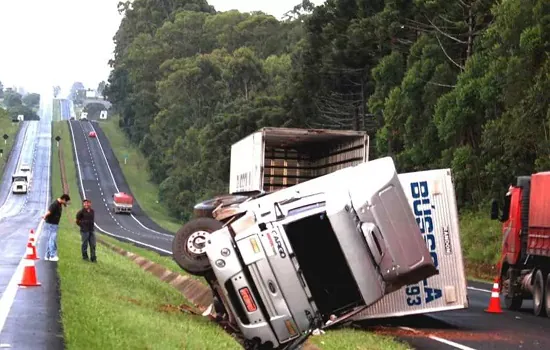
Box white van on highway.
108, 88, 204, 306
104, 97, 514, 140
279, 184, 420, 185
11, 172, 29, 194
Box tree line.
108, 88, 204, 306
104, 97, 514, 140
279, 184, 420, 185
104, 0, 550, 221
0, 82, 40, 120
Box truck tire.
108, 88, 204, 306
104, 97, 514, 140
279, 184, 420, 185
546, 272, 550, 318
172, 218, 223, 276
504, 269, 523, 310
533, 269, 546, 317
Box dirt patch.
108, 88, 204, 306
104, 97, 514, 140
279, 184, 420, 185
119, 296, 142, 306
371, 325, 514, 343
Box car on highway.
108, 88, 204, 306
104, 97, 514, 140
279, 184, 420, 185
88, 131, 97, 138
19, 164, 32, 183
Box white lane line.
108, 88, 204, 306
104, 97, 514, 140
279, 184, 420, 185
467, 286, 491, 294
88, 122, 173, 238
398, 327, 477, 350
69, 121, 170, 252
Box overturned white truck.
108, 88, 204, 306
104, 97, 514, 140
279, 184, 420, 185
172, 128, 468, 349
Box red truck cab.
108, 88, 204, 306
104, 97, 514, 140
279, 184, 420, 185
491, 173, 550, 316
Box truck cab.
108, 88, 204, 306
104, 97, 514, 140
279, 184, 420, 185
491, 173, 550, 317
12, 173, 29, 194
205, 157, 437, 348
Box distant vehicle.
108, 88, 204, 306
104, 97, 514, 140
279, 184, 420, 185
11, 172, 29, 194
80, 112, 88, 121
88, 131, 97, 138
99, 110, 108, 119
19, 164, 32, 183
113, 192, 133, 214
17, 114, 24, 121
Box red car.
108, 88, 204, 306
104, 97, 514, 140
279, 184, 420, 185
88, 131, 97, 138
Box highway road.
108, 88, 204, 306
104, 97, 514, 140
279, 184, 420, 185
64, 110, 550, 349
0, 96, 63, 348
68, 119, 173, 254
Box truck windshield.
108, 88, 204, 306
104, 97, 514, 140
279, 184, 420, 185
501, 194, 511, 222
12, 177, 27, 182
283, 212, 362, 321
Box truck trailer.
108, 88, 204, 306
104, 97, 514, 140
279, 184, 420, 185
491, 172, 550, 317
171, 127, 468, 324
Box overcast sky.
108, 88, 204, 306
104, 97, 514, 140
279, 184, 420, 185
0, 0, 325, 95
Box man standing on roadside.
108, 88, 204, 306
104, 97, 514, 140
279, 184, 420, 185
76, 199, 96, 262
43, 194, 71, 262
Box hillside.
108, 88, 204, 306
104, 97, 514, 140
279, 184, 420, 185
103, 0, 550, 273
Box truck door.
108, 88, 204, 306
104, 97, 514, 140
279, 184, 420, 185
502, 188, 522, 265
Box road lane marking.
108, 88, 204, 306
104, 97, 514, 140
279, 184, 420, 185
88, 122, 173, 237
467, 286, 491, 293
399, 327, 477, 350
0, 117, 51, 337
69, 121, 170, 251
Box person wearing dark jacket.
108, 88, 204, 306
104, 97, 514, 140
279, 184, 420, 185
76, 199, 96, 262
43, 194, 71, 261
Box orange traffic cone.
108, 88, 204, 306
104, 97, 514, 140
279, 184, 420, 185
24, 240, 39, 260
485, 278, 502, 313
19, 257, 41, 287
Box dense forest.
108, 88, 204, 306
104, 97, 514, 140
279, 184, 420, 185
105, 0, 550, 221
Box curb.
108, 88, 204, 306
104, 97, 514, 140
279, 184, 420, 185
97, 238, 321, 350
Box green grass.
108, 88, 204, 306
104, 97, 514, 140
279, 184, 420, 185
53, 121, 240, 349
52, 99, 61, 121
0, 110, 20, 175
309, 329, 408, 350
459, 210, 501, 281
97, 115, 181, 233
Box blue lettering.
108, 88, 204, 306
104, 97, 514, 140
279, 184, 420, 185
405, 180, 442, 306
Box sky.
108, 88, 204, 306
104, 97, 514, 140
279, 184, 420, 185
0, 0, 325, 95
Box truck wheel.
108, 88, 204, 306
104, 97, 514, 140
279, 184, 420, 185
533, 269, 546, 317
172, 218, 223, 276
503, 269, 523, 310
545, 272, 550, 318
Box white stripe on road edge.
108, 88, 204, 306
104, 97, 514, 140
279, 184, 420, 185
68, 121, 172, 256
467, 286, 491, 294
399, 327, 477, 350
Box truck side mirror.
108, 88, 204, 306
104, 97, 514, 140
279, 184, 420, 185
490, 199, 499, 220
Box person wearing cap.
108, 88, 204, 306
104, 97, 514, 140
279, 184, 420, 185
42, 193, 71, 261
76, 199, 96, 262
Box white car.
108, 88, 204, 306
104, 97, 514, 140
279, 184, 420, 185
12, 173, 29, 194
19, 164, 32, 186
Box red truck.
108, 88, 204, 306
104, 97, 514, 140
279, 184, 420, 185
491, 172, 550, 317
113, 192, 133, 214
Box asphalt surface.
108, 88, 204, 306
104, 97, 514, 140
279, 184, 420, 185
68, 118, 174, 254
0, 96, 63, 349
61, 104, 550, 349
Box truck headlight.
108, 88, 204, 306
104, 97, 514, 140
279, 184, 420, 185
215, 259, 226, 268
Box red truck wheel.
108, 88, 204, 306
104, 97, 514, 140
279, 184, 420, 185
533, 269, 546, 317
545, 272, 550, 318
172, 218, 223, 276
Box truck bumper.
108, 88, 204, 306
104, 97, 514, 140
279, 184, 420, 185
206, 226, 307, 348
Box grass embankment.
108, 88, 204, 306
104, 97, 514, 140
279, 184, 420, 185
0, 110, 20, 174
99, 116, 181, 233
52, 121, 240, 349
52, 99, 61, 122
459, 210, 502, 281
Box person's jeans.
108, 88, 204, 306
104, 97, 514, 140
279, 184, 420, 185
80, 231, 96, 261
44, 223, 59, 258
